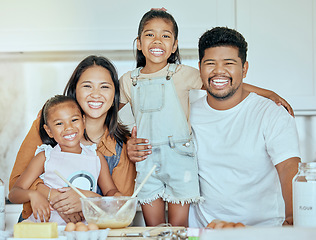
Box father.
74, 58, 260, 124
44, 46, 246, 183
127, 27, 301, 227
188, 27, 300, 227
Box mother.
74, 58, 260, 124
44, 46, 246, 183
9, 55, 136, 222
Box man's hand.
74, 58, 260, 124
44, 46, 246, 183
283, 216, 293, 225
207, 219, 245, 229
127, 126, 152, 163
276, 157, 300, 226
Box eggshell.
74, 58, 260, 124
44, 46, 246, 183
65, 222, 76, 232
75, 224, 88, 232
87, 223, 99, 231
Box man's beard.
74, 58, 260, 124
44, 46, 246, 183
206, 80, 242, 101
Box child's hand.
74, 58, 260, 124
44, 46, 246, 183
268, 92, 294, 117
151, 7, 167, 11
127, 126, 152, 163
29, 191, 51, 222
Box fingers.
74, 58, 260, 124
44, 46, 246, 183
131, 126, 137, 138
276, 98, 294, 117
59, 211, 84, 223
33, 207, 51, 222
283, 216, 293, 225
57, 187, 71, 193
127, 129, 152, 163
207, 219, 245, 229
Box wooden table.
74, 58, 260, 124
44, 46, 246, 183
108, 226, 185, 239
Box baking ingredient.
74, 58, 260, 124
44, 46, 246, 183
65, 222, 76, 231
76, 223, 89, 231
14, 222, 58, 238
95, 218, 131, 229
87, 223, 99, 230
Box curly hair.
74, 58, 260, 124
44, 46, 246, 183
198, 27, 248, 65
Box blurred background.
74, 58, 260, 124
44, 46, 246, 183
0, 0, 315, 196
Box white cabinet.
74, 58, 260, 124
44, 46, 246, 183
236, 0, 316, 111
0, 0, 235, 52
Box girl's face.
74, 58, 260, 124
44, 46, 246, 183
75, 65, 115, 121
137, 18, 178, 72
44, 101, 85, 153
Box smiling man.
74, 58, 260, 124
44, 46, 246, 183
188, 27, 301, 227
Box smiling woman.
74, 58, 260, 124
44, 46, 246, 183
9, 56, 136, 223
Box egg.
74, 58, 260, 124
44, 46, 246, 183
64, 222, 76, 232
87, 223, 99, 231
75, 223, 88, 232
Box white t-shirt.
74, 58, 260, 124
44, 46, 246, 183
189, 93, 301, 227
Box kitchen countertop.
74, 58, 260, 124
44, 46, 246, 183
4, 222, 316, 240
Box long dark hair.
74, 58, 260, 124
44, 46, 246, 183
63, 55, 130, 145
135, 9, 181, 68
39, 95, 86, 147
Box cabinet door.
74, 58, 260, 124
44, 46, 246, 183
0, 0, 235, 52
236, 0, 316, 111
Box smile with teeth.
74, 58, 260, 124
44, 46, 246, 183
64, 133, 77, 140
209, 77, 232, 88
88, 101, 103, 109
149, 48, 164, 56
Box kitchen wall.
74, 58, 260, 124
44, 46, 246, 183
1, 0, 316, 197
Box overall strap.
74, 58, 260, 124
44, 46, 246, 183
131, 64, 178, 85
131, 67, 143, 86
166, 64, 178, 80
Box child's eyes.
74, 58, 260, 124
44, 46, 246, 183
83, 84, 92, 88
72, 118, 79, 122
162, 35, 171, 38
145, 33, 154, 37
55, 122, 63, 126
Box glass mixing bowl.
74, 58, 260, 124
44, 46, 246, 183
81, 196, 137, 229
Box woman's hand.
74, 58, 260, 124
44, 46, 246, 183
127, 126, 152, 163
29, 191, 52, 222
58, 211, 84, 223
207, 219, 245, 229
268, 92, 294, 117
50, 187, 82, 214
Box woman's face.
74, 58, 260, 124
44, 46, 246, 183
75, 65, 115, 121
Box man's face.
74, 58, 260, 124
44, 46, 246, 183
199, 46, 248, 101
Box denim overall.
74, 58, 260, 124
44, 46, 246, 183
130, 64, 200, 204
96, 141, 122, 195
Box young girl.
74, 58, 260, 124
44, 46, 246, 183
119, 9, 293, 227
9, 95, 120, 224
